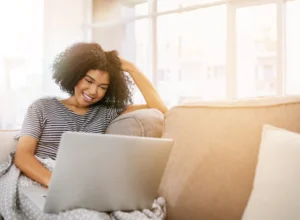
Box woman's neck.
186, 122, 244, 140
61, 97, 90, 115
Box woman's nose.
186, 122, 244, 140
89, 84, 97, 95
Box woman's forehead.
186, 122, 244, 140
86, 70, 110, 83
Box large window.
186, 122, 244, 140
90, 0, 300, 107
157, 6, 226, 105
0, 0, 43, 129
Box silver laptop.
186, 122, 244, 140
20, 132, 173, 214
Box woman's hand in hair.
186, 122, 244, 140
119, 56, 136, 73
118, 56, 168, 114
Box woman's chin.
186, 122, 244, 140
77, 95, 101, 107
76, 98, 91, 107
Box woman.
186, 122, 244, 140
14, 42, 168, 188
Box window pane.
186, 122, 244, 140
157, 0, 221, 12
93, 0, 148, 23
157, 6, 226, 107
180, 0, 222, 7
122, 2, 148, 17
157, 14, 180, 106
236, 4, 277, 98
123, 19, 150, 104
93, 19, 150, 104
286, 0, 300, 95
157, 0, 180, 12
134, 2, 148, 16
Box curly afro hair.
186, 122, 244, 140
52, 42, 133, 109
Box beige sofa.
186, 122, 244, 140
1, 96, 300, 220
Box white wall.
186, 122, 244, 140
43, 0, 90, 97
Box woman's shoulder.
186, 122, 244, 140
94, 104, 119, 112
94, 103, 127, 119
29, 97, 59, 109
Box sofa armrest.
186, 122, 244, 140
0, 130, 19, 164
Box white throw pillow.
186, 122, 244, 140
242, 124, 300, 220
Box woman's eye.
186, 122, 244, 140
100, 86, 108, 90
86, 79, 92, 84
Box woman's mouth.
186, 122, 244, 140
82, 93, 93, 102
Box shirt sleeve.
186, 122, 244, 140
18, 100, 45, 141
106, 105, 128, 123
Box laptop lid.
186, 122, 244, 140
44, 132, 173, 213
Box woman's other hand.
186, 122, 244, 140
119, 56, 135, 73
15, 136, 52, 187
117, 56, 168, 114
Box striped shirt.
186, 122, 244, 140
19, 97, 126, 160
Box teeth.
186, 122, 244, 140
83, 93, 92, 101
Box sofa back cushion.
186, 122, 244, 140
106, 108, 164, 138
159, 96, 300, 220
0, 130, 19, 164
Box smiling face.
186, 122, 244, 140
73, 69, 110, 107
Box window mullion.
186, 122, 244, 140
277, 0, 286, 95
149, 0, 158, 86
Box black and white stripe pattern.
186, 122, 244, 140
19, 97, 125, 160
